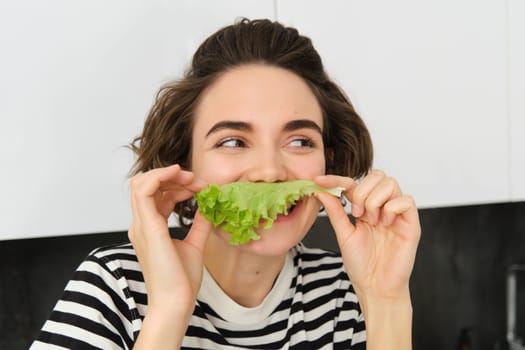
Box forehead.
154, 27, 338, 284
193, 64, 323, 132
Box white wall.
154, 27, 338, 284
276, 0, 512, 208
0, 0, 274, 240
509, 0, 525, 200
1, 1, 523, 240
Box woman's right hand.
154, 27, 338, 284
128, 164, 211, 348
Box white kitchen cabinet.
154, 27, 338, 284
509, 0, 525, 201
0, 0, 274, 240
277, 0, 509, 208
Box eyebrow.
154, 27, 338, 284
205, 121, 253, 137
205, 118, 323, 137
283, 119, 322, 134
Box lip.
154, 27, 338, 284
273, 199, 303, 223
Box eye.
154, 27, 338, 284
216, 137, 246, 148
288, 137, 315, 148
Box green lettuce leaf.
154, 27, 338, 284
194, 180, 344, 245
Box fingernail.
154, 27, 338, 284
352, 204, 363, 217
315, 175, 328, 183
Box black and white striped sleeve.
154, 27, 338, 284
30, 247, 140, 350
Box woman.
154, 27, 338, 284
32, 18, 420, 349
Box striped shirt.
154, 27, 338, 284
31, 242, 366, 349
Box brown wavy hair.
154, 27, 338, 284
129, 18, 373, 225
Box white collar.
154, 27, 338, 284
198, 250, 295, 325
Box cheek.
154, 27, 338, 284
191, 154, 245, 184
289, 154, 326, 177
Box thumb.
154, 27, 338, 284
184, 210, 213, 252
317, 192, 356, 248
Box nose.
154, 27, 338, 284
246, 149, 287, 183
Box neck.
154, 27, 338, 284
203, 234, 287, 307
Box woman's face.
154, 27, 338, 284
191, 64, 325, 255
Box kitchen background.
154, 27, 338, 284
1, 1, 524, 349
1, 201, 525, 350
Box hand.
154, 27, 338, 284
315, 170, 420, 302
128, 164, 211, 319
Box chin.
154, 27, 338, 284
231, 198, 320, 256
240, 233, 301, 257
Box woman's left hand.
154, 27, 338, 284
315, 170, 421, 303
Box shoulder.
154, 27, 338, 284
75, 242, 144, 293
70, 241, 147, 313
89, 241, 137, 262
292, 243, 345, 273
291, 243, 351, 292
69, 243, 145, 292
32, 242, 143, 349
89, 241, 137, 264
293, 242, 342, 258
290, 244, 365, 345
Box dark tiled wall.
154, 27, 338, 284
409, 202, 525, 350
0, 231, 129, 350
1, 201, 524, 350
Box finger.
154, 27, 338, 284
156, 190, 193, 219
131, 179, 174, 238
131, 165, 204, 226
382, 195, 420, 236
363, 176, 402, 225
184, 210, 213, 252
314, 174, 356, 192
131, 164, 182, 197
317, 191, 356, 249
161, 189, 196, 206
158, 170, 207, 193
132, 164, 202, 196
347, 169, 385, 219
133, 190, 169, 235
